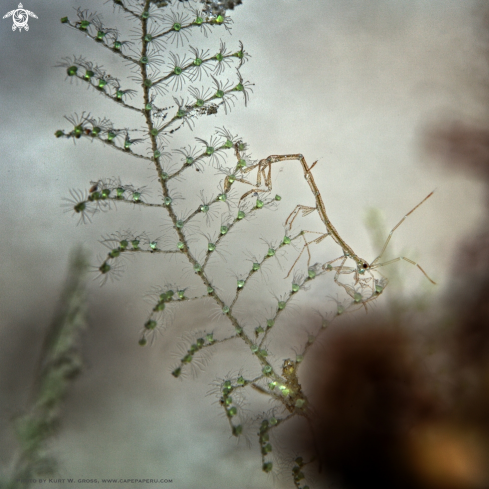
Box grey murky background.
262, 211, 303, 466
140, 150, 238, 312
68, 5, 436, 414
1, 1, 488, 488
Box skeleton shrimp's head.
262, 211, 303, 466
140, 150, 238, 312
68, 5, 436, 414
357, 260, 370, 274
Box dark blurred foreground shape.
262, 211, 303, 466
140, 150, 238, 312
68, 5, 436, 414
288, 121, 489, 489
308, 323, 489, 489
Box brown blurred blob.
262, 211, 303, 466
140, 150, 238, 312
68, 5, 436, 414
306, 324, 489, 489
426, 123, 489, 182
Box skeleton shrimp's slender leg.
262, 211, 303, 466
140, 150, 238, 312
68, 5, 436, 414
238, 162, 270, 201
333, 257, 363, 301
371, 256, 436, 284
285, 205, 317, 229
369, 191, 436, 284
285, 232, 330, 278
224, 175, 253, 193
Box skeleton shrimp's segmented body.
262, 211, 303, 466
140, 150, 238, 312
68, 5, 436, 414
232, 145, 435, 306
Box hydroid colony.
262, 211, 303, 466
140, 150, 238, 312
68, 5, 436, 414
57, 1, 435, 486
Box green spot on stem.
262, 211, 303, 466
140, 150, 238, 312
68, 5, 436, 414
295, 399, 306, 409
74, 201, 86, 213
154, 301, 165, 312
108, 249, 120, 258
67, 66, 78, 76
220, 226, 228, 235
145, 320, 157, 331
262, 365, 272, 376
